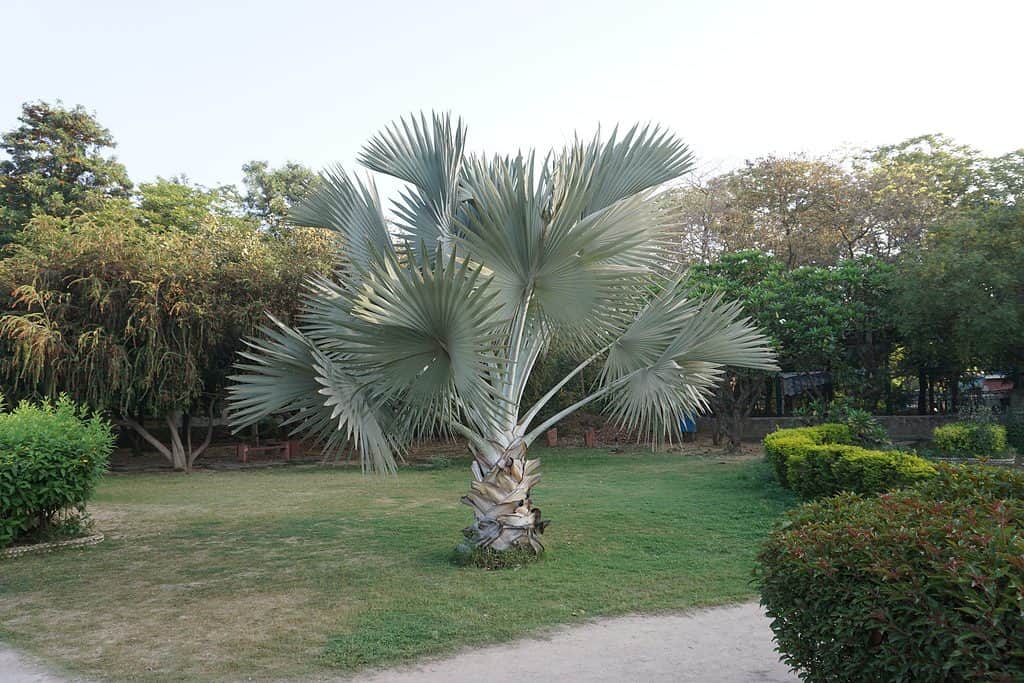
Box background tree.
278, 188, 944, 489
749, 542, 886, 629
240, 160, 320, 233
661, 156, 869, 268
0, 101, 132, 243
661, 135, 1024, 268
0, 205, 331, 470
894, 204, 1024, 413
687, 251, 897, 444
829, 257, 899, 411
137, 176, 238, 231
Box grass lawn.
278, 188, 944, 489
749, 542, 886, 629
0, 448, 794, 682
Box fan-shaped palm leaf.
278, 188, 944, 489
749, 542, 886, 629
599, 285, 778, 442
329, 246, 508, 439
289, 165, 393, 271
227, 315, 401, 472
359, 112, 466, 249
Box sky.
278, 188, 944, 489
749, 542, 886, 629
3, 0, 1022, 189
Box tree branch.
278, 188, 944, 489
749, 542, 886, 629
189, 402, 216, 465
120, 416, 172, 462
518, 342, 611, 433
523, 372, 635, 446
450, 421, 501, 467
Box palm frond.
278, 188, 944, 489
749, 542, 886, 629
559, 123, 696, 218
289, 165, 393, 270
332, 245, 509, 437
227, 316, 402, 473
359, 112, 466, 247
455, 155, 660, 344
601, 284, 778, 442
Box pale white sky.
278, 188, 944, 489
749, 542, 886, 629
3, 0, 1021, 187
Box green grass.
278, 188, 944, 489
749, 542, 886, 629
0, 448, 794, 682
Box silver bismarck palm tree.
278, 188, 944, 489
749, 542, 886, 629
228, 113, 777, 554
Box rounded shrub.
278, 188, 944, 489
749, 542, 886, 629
764, 424, 933, 499
0, 396, 113, 547
757, 464, 1024, 682
763, 423, 853, 487
933, 421, 1008, 459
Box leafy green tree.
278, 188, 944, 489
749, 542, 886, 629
854, 134, 1024, 257
895, 205, 1024, 412
0, 101, 132, 243
240, 160, 320, 233
228, 113, 777, 554
137, 176, 238, 231
661, 156, 872, 267
0, 204, 331, 470
661, 134, 1024, 266
688, 251, 897, 445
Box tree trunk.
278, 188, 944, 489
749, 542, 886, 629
130, 411, 145, 457
460, 442, 548, 553
122, 403, 214, 473
166, 409, 188, 471
917, 368, 928, 415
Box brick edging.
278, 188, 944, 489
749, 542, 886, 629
1, 533, 105, 560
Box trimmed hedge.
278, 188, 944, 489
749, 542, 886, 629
933, 421, 1008, 458
0, 396, 113, 547
763, 424, 934, 499
757, 464, 1024, 682
763, 423, 853, 487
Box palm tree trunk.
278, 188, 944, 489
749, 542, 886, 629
460, 443, 548, 553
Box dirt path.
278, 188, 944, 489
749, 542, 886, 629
0, 602, 796, 683
339, 602, 795, 683
0, 646, 75, 683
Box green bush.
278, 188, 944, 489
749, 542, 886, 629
0, 396, 113, 547
788, 444, 935, 500
933, 421, 1007, 458
763, 423, 853, 486
763, 424, 932, 498
839, 408, 890, 448
757, 464, 1024, 682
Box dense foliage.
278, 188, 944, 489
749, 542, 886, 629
0, 395, 113, 547
932, 422, 1008, 459
0, 101, 332, 471
665, 136, 1024, 418
757, 464, 1024, 682
763, 424, 933, 499
663, 134, 1024, 267
0, 101, 132, 244
895, 205, 1024, 413
686, 252, 898, 445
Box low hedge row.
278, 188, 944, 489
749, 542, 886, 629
757, 464, 1024, 682
0, 396, 113, 547
933, 421, 1008, 458
764, 424, 934, 499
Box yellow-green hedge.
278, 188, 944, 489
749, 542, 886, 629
763, 424, 935, 499
932, 421, 1007, 458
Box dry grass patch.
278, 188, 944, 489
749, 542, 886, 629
0, 449, 793, 681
